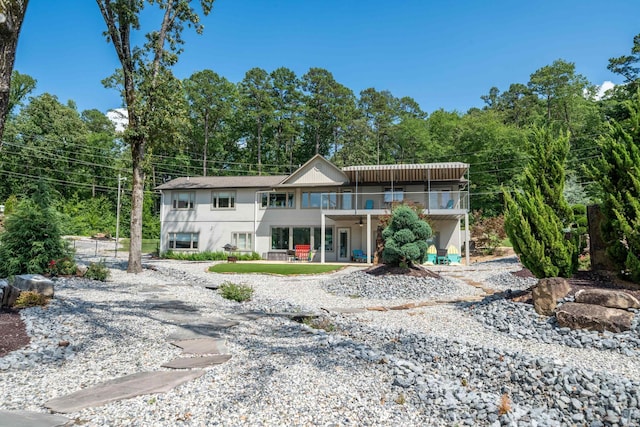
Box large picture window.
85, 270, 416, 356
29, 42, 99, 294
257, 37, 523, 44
384, 188, 404, 203
302, 192, 337, 209
262, 192, 295, 208
212, 191, 235, 209
271, 227, 289, 249
172, 191, 195, 210
232, 232, 252, 250
168, 232, 199, 250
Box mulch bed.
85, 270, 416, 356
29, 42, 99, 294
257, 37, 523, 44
0, 307, 30, 357
364, 263, 441, 278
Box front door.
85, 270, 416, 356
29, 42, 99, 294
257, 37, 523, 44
337, 227, 350, 262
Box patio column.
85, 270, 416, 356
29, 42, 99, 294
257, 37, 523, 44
321, 213, 326, 264
366, 213, 372, 264
464, 212, 470, 265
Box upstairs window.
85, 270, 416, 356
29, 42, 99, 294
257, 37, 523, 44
212, 191, 236, 209
172, 191, 195, 209
261, 192, 295, 208
384, 188, 404, 203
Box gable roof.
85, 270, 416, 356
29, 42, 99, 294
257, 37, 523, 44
155, 175, 287, 190
277, 154, 349, 187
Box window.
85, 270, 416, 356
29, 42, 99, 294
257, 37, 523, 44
271, 227, 289, 249
172, 191, 195, 209
262, 192, 295, 208
212, 191, 235, 209
293, 227, 311, 246
232, 232, 252, 250
302, 192, 337, 209
384, 188, 404, 203
313, 227, 333, 251
168, 232, 199, 250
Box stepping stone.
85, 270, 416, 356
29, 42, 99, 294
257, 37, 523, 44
226, 311, 269, 321
167, 318, 239, 340
322, 307, 367, 314
170, 338, 228, 354
148, 300, 199, 313
0, 410, 69, 427
162, 355, 232, 369
44, 370, 203, 414
138, 285, 169, 293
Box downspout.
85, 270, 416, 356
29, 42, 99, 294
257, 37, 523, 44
254, 191, 259, 253
159, 190, 164, 254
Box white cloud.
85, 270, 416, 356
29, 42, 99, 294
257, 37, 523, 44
106, 108, 128, 133
595, 81, 615, 100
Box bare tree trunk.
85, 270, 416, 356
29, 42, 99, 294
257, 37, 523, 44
203, 111, 208, 176
128, 137, 145, 273
0, 0, 29, 140
257, 120, 262, 176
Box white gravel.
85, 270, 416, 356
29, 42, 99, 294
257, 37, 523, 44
1, 247, 640, 426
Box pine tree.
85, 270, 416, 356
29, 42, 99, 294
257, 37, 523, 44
504, 127, 578, 278
593, 93, 640, 282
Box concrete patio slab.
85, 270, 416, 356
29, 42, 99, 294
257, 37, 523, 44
170, 338, 228, 354
44, 370, 204, 414
161, 355, 232, 369
0, 411, 69, 427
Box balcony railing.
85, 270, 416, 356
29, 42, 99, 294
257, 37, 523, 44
320, 191, 469, 212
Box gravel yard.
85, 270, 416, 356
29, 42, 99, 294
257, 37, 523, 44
1, 251, 640, 426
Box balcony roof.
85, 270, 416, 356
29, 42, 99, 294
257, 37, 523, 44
342, 162, 469, 183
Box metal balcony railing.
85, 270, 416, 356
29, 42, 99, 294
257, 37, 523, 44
320, 190, 469, 212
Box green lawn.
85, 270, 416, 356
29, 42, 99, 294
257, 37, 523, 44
208, 263, 343, 275
119, 238, 160, 254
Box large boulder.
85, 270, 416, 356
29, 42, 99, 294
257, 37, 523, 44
556, 302, 634, 333
13, 274, 54, 297
0, 279, 21, 307
574, 288, 640, 310
532, 277, 571, 316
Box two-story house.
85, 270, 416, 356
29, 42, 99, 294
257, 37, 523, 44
156, 155, 470, 264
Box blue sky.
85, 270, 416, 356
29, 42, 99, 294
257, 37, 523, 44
15, 0, 640, 115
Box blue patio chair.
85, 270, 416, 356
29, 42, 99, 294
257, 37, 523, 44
352, 249, 367, 263
365, 200, 374, 209
426, 245, 437, 265
445, 199, 454, 209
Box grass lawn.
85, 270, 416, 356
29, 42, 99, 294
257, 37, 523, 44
119, 238, 159, 254
208, 263, 343, 275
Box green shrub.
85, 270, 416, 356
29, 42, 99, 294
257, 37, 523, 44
47, 257, 77, 277
164, 251, 261, 261
0, 183, 73, 277
84, 260, 110, 281
219, 281, 253, 302
302, 316, 335, 332
381, 205, 432, 267
14, 291, 49, 308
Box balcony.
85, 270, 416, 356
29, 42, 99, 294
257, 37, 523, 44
320, 190, 469, 216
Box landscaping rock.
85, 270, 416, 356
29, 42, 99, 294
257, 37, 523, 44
13, 275, 55, 297
0, 280, 21, 307
574, 288, 640, 310
556, 302, 635, 333
532, 277, 570, 316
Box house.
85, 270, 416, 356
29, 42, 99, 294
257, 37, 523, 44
155, 155, 470, 264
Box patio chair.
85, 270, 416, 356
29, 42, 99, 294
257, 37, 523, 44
444, 199, 454, 209
426, 245, 437, 265
294, 244, 311, 262
446, 245, 461, 265
352, 249, 367, 263
364, 199, 374, 209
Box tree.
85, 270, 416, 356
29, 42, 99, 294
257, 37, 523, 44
0, 0, 29, 140
7, 70, 35, 115
503, 127, 578, 278
592, 93, 640, 282
381, 205, 432, 267
0, 182, 71, 277
608, 33, 640, 86
237, 67, 273, 175
184, 69, 237, 176
97, 0, 214, 273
